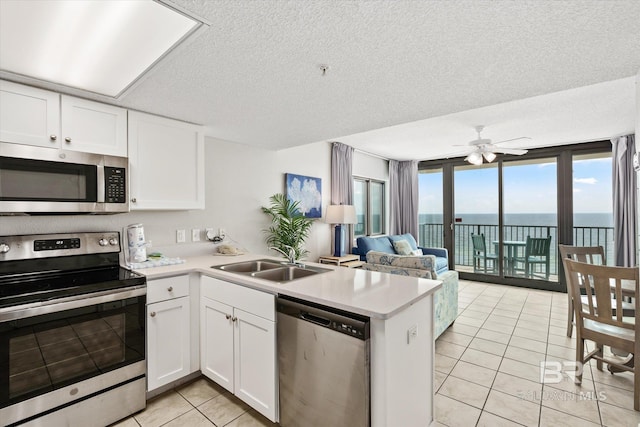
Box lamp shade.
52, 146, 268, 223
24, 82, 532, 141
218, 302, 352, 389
483, 151, 497, 162
465, 151, 483, 165
326, 205, 357, 224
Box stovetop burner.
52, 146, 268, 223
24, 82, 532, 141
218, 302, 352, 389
0, 232, 146, 310
0, 265, 145, 309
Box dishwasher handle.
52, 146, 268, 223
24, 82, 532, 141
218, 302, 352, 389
300, 311, 331, 327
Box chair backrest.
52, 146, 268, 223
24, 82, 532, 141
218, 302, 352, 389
558, 244, 606, 294
558, 245, 605, 265
471, 233, 487, 253
563, 258, 638, 330
525, 236, 552, 257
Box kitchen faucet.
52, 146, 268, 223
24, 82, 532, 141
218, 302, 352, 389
269, 245, 303, 266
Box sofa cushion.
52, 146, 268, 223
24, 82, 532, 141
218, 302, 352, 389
434, 256, 448, 272
362, 263, 434, 280
366, 251, 437, 273
392, 239, 413, 255
388, 233, 419, 251
355, 236, 395, 255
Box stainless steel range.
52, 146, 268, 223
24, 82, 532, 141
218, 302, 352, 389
0, 232, 147, 427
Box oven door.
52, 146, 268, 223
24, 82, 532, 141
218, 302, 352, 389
0, 286, 146, 425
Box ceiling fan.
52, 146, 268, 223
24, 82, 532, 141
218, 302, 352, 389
458, 125, 530, 165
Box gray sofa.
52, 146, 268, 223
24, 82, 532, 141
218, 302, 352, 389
362, 250, 459, 339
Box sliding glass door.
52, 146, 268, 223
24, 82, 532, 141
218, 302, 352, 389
502, 158, 558, 282
418, 141, 613, 290
452, 163, 499, 277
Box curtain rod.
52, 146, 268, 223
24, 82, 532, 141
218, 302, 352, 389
353, 147, 390, 161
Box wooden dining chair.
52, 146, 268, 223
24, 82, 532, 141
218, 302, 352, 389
558, 245, 606, 338
514, 236, 552, 279
471, 233, 498, 274
562, 258, 639, 411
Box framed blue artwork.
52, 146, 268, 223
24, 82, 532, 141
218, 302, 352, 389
285, 173, 322, 218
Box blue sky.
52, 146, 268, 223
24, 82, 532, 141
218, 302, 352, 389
419, 155, 612, 214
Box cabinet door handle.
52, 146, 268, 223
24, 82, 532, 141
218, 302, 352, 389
50, 135, 57, 141
131, 198, 137, 203
65, 137, 71, 143
150, 311, 156, 317
225, 314, 231, 320
231, 316, 237, 322
167, 286, 173, 292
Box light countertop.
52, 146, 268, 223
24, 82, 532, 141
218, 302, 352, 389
133, 254, 442, 319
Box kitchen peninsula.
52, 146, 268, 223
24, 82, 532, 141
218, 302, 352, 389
137, 253, 442, 427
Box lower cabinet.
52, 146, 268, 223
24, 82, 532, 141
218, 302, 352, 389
146, 275, 191, 392
200, 276, 277, 422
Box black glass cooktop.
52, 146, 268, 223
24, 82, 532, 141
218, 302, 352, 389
0, 259, 145, 309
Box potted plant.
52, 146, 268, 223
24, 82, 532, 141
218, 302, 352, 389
262, 193, 315, 263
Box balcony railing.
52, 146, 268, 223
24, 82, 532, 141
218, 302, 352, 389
418, 223, 615, 277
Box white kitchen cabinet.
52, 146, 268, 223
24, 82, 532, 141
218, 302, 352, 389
146, 275, 191, 392
0, 80, 60, 148
200, 276, 277, 422
60, 95, 127, 156
128, 111, 205, 210
0, 80, 127, 156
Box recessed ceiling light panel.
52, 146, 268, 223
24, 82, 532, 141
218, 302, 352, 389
0, 0, 206, 97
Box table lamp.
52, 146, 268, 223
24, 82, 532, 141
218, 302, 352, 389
326, 204, 357, 257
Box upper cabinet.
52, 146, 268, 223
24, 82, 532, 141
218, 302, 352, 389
128, 111, 205, 210
60, 95, 127, 156
0, 81, 60, 148
0, 80, 127, 157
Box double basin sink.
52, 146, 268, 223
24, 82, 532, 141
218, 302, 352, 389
212, 259, 330, 283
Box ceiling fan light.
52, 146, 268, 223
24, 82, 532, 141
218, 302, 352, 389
483, 151, 497, 162
465, 152, 483, 165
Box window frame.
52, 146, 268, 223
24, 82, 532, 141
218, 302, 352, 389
353, 176, 386, 237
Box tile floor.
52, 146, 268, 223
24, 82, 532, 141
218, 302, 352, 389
111, 377, 277, 427
434, 279, 639, 427
113, 279, 639, 427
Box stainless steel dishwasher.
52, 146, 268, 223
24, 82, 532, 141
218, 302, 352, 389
277, 296, 370, 427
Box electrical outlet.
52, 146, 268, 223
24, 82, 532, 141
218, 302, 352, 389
407, 324, 418, 344
192, 228, 200, 242
176, 229, 186, 243
205, 228, 214, 240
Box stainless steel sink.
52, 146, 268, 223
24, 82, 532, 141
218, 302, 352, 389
214, 259, 282, 273
212, 259, 330, 283
251, 266, 320, 282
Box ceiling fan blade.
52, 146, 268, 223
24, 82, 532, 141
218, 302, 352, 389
492, 147, 528, 155
493, 136, 531, 145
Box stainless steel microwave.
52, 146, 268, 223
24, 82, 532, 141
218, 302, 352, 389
0, 144, 129, 214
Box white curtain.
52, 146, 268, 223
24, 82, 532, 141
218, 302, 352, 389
389, 160, 418, 238
611, 134, 637, 267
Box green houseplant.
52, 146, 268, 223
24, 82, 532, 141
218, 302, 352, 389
262, 193, 315, 262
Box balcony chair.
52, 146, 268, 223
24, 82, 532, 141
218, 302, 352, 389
562, 258, 639, 411
558, 245, 606, 338
471, 233, 498, 274
513, 236, 552, 279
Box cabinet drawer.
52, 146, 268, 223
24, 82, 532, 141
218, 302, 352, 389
147, 275, 189, 304
201, 276, 275, 321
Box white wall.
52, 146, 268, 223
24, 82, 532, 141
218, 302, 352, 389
2, 138, 333, 262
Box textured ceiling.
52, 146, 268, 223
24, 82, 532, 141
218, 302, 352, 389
5, 1, 640, 160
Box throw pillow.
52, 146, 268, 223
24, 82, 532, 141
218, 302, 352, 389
412, 248, 424, 256
393, 239, 413, 255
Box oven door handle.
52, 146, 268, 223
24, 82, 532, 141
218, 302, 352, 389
0, 285, 147, 322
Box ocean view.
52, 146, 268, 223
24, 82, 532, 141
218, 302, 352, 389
418, 213, 613, 228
